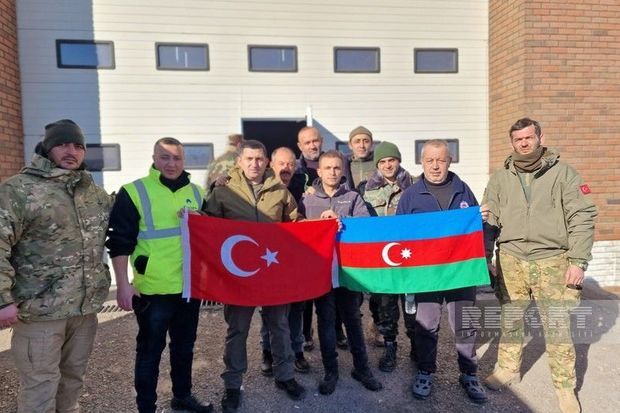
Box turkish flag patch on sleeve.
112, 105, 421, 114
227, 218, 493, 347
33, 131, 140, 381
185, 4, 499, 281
580, 184, 591, 195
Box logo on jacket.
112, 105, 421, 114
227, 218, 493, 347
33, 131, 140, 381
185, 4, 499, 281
580, 184, 591, 195
459, 201, 469, 209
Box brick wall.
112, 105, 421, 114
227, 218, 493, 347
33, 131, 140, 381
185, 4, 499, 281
0, 0, 23, 181
489, 0, 620, 242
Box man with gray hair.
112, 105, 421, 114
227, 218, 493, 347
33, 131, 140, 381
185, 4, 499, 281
396, 139, 486, 404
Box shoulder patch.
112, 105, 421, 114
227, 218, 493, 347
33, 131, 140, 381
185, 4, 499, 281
580, 184, 591, 195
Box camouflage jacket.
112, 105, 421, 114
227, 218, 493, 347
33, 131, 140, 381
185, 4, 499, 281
0, 155, 113, 321
363, 167, 415, 216
204, 147, 238, 195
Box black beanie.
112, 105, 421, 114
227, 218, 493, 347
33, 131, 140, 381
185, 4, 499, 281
43, 119, 85, 153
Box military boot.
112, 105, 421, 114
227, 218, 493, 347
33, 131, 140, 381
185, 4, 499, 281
378, 341, 397, 372
484, 367, 520, 390
555, 388, 581, 413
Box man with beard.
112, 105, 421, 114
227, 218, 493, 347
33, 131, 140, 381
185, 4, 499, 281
259, 147, 310, 376
0, 119, 113, 412
483, 118, 596, 413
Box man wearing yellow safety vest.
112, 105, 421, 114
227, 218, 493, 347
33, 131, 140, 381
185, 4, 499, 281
106, 137, 212, 413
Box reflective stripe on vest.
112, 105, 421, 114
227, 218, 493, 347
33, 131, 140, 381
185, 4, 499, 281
133, 179, 202, 240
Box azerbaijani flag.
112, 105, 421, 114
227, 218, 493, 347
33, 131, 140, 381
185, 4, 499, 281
336, 207, 489, 293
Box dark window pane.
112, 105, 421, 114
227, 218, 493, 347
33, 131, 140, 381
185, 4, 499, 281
249, 46, 297, 72
57, 40, 114, 68
335, 48, 380, 72
184, 144, 214, 169
85, 144, 121, 171
415, 49, 458, 73
157, 44, 209, 70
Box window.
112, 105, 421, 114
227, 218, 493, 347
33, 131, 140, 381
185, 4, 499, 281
248, 46, 297, 72
156, 43, 209, 70
414, 48, 458, 73
56, 40, 115, 69
85, 144, 121, 171
334, 47, 380, 73
415, 139, 459, 164
184, 144, 214, 169
335, 140, 382, 156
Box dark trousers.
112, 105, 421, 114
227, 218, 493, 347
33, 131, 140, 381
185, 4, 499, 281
222, 304, 294, 389
414, 286, 478, 375
260, 301, 305, 354
133, 294, 201, 413
315, 287, 369, 373
373, 293, 416, 342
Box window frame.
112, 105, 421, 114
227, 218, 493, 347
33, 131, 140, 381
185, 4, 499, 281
414, 48, 459, 74
333, 47, 381, 73
56, 39, 115, 69
85, 143, 121, 171
183, 143, 215, 170
247, 45, 298, 72
155, 42, 210, 71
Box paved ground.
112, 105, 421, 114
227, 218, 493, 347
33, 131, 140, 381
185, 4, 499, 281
0, 282, 618, 413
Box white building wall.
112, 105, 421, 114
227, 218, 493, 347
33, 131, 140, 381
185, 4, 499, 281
17, 0, 489, 196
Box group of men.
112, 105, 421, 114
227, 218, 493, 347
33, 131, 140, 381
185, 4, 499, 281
0, 117, 595, 413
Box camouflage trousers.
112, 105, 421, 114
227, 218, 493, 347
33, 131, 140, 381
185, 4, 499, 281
495, 251, 581, 389
370, 293, 416, 343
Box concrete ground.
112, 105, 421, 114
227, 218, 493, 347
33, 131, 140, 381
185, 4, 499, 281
0, 282, 618, 412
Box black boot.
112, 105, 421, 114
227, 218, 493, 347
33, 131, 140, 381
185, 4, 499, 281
221, 388, 241, 413
318, 370, 339, 395
261, 350, 273, 376
378, 341, 397, 372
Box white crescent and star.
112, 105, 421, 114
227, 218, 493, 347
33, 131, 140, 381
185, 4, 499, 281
381, 242, 413, 267
220, 235, 280, 278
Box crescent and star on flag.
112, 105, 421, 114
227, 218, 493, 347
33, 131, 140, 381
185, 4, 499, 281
220, 234, 280, 278
381, 242, 413, 267
220, 234, 412, 276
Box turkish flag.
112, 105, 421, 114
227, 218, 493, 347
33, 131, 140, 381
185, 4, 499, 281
182, 214, 337, 306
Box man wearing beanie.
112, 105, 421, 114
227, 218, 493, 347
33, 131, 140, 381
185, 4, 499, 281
0, 119, 113, 412
363, 141, 417, 373
344, 125, 376, 193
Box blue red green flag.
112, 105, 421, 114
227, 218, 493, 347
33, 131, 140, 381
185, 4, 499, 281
336, 207, 489, 293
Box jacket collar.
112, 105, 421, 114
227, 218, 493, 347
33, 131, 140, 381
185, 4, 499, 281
413, 171, 464, 194
365, 167, 412, 191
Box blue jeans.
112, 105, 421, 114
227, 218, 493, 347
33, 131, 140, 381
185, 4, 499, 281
260, 301, 305, 353
133, 294, 201, 413
315, 287, 369, 373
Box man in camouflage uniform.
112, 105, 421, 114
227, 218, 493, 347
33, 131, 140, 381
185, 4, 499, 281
344, 125, 376, 193
204, 133, 244, 195
362, 141, 416, 373
0, 119, 113, 413
482, 118, 597, 413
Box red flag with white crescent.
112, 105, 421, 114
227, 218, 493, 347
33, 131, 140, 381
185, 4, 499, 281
182, 214, 337, 306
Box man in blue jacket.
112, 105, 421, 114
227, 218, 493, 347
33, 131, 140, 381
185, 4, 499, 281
396, 139, 487, 404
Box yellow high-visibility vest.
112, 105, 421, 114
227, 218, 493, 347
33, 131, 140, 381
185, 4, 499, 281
123, 167, 204, 294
